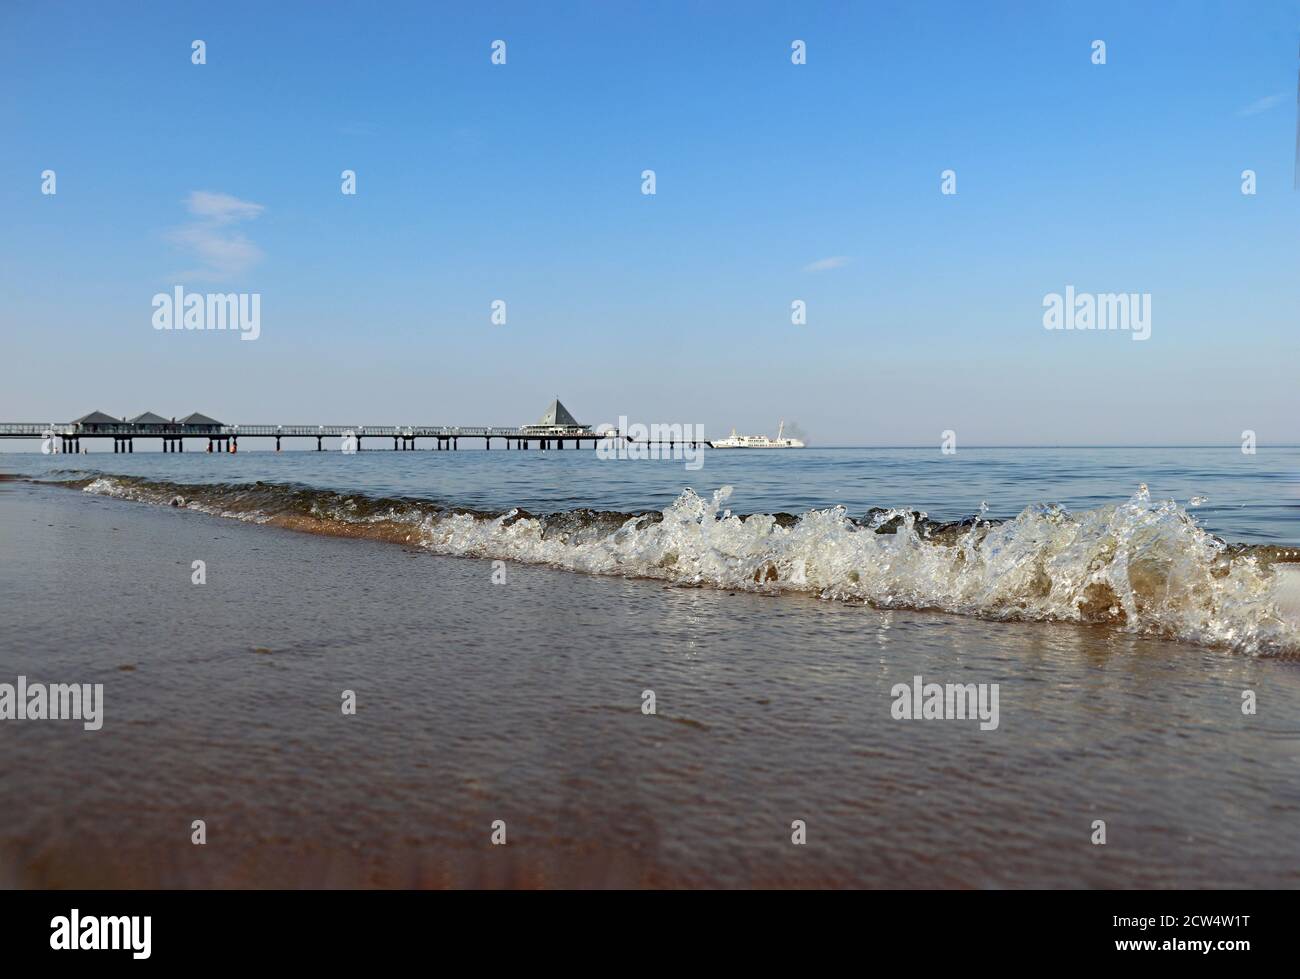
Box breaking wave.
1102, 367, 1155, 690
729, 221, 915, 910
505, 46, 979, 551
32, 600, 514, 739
52, 474, 1300, 656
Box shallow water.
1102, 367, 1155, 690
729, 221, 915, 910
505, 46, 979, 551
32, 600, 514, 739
22, 450, 1300, 657
3, 449, 1300, 887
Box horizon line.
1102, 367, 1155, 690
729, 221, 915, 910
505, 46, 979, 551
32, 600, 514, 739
2, 443, 1299, 453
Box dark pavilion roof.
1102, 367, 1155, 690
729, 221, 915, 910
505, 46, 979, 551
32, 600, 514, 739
179, 412, 223, 426
535, 399, 581, 427
129, 411, 170, 425
71, 410, 121, 425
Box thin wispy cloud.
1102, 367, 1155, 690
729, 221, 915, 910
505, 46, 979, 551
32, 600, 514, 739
185, 190, 264, 224
803, 256, 851, 273
1238, 92, 1289, 116
168, 191, 265, 279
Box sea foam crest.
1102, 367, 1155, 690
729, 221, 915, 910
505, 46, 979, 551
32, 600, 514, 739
78, 477, 1299, 655
409, 485, 1295, 654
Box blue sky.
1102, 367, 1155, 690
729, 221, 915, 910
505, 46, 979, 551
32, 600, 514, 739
2, 0, 1298, 446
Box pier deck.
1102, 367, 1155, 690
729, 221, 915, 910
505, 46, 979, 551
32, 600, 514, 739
0, 422, 708, 452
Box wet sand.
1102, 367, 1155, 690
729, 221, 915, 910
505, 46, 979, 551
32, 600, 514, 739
2, 478, 1299, 888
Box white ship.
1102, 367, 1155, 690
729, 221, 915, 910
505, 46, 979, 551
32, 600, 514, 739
711, 421, 806, 449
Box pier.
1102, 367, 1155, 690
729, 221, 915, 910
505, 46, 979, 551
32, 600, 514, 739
0, 401, 710, 452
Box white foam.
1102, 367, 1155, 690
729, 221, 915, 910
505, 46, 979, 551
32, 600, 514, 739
409, 485, 1299, 656
80, 477, 1300, 656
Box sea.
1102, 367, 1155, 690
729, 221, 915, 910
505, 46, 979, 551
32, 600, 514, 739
2, 444, 1299, 887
